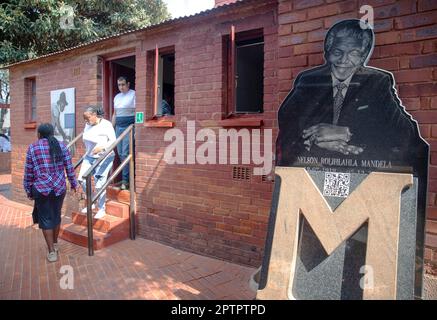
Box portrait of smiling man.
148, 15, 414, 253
276, 19, 423, 173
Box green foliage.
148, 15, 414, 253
0, 0, 171, 66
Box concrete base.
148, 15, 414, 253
251, 269, 437, 300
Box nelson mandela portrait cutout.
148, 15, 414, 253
257, 19, 429, 300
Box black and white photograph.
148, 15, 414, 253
276, 19, 426, 174
50, 88, 75, 143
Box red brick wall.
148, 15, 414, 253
9, 0, 278, 267
9, 53, 105, 213
8, 0, 437, 268
277, 0, 437, 266
134, 1, 278, 266
0, 152, 10, 173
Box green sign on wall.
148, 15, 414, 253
135, 112, 144, 124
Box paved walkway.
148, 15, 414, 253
0, 174, 256, 300
2, 173, 435, 300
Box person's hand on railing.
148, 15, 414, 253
91, 146, 105, 155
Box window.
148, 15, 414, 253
223, 27, 264, 115
148, 46, 175, 118
25, 77, 37, 122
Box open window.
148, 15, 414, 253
223, 27, 264, 116
148, 46, 175, 118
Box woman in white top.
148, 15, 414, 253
112, 76, 135, 190
78, 106, 116, 219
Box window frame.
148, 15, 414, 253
24, 77, 37, 125
223, 27, 264, 117
148, 45, 175, 119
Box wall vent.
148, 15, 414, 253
232, 166, 251, 181
262, 174, 274, 183
73, 67, 81, 76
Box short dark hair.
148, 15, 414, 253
324, 19, 374, 62
117, 76, 129, 83
84, 105, 104, 117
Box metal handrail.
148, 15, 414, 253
73, 155, 85, 171
67, 132, 85, 170
67, 124, 136, 256
82, 124, 135, 256
67, 132, 83, 149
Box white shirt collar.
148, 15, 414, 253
331, 73, 354, 88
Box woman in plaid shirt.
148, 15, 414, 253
23, 123, 78, 262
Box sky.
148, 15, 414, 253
163, 0, 215, 18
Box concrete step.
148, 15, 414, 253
107, 186, 131, 205
106, 200, 130, 218
59, 216, 129, 250
71, 211, 129, 233
77, 200, 129, 219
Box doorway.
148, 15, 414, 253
104, 55, 136, 119
103, 53, 136, 185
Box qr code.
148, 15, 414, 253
323, 172, 350, 198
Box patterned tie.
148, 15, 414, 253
333, 82, 347, 125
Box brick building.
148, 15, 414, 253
4, 0, 437, 269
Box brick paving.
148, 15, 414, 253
0, 174, 256, 300
4, 173, 433, 300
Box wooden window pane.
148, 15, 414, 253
31, 79, 37, 120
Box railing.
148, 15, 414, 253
68, 124, 136, 256
67, 132, 85, 170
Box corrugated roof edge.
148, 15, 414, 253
1, 0, 256, 69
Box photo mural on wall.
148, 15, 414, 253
50, 88, 75, 144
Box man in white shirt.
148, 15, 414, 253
112, 76, 136, 190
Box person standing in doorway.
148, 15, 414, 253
23, 123, 78, 262
112, 76, 135, 190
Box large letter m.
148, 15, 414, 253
256, 167, 413, 300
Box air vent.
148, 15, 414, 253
233, 166, 251, 181
73, 67, 81, 76
262, 174, 274, 183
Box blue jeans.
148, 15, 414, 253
78, 154, 115, 210
115, 116, 135, 183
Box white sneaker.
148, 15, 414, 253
47, 251, 58, 262
94, 208, 106, 219
81, 204, 96, 213
53, 243, 59, 252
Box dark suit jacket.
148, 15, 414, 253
276, 64, 422, 172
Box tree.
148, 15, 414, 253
0, 0, 170, 128
0, 0, 171, 66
